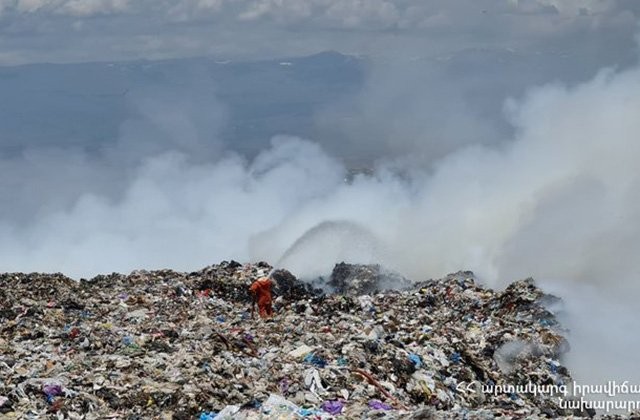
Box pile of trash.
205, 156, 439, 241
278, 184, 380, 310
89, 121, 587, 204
0, 261, 611, 418
327, 263, 413, 295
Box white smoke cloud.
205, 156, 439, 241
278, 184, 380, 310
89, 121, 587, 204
0, 136, 344, 276
315, 57, 506, 165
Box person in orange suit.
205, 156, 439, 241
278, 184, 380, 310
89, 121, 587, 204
249, 271, 275, 318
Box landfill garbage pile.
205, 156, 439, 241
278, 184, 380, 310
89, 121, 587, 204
0, 261, 621, 419
327, 263, 413, 295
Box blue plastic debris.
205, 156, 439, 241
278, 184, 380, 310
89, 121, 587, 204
298, 408, 316, 417
450, 352, 462, 364
303, 352, 327, 368
408, 353, 422, 368
199, 412, 217, 420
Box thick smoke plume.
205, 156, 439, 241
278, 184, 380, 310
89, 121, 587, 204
2, 61, 640, 386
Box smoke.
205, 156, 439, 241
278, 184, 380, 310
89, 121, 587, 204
0, 135, 343, 276
2, 57, 640, 386
0, 69, 227, 224
314, 58, 505, 165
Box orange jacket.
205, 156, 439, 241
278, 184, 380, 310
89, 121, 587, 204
249, 277, 273, 305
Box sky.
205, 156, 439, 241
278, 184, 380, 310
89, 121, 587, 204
0, 0, 639, 65
2, 0, 640, 390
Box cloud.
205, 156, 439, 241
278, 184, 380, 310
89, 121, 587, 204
0, 0, 131, 16
0, 0, 638, 65
12, 0, 58, 14
60, 0, 130, 16
237, 0, 400, 29
0, 0, 630, 25
165, 0, 231, 21
523, 0, 615, 15
324, 0, 400, 28
238, 0, 314, 22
